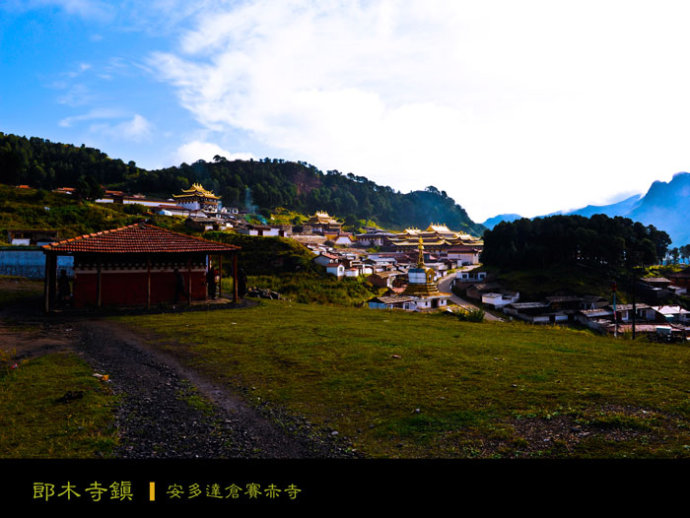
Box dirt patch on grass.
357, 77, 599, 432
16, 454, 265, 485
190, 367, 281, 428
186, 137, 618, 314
502, 405, 681, 458
0, 320, 76, 360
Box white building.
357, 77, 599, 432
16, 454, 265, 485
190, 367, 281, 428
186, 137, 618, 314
326, 263, 345, 278
482, 291, 520, 308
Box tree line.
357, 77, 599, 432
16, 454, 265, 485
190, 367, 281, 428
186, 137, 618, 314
0, 133, 484, 234
667, 245, 690, 264
481, 214, 671, 273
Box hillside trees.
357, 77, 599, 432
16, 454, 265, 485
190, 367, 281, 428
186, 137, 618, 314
0, 132, 485, 235
482, 214, 670, 273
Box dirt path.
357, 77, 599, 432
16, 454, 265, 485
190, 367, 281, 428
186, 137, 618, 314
1, 302, 355, 459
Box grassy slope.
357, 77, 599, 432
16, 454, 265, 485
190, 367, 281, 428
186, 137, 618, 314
117, 300, 690, 459
0, 184, 188, 242
487, 264, 625, 301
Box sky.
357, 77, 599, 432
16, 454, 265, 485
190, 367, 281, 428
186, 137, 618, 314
2, 0, 690, 223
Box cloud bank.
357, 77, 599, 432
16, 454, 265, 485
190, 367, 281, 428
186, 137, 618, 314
22, 0, 690, 221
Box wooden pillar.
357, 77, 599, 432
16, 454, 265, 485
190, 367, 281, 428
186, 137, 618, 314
187, 258, 192, 305
96, 263, 102, 308
218, 254, 223, 299
146, 257, 151, 309
233, 253, 238, 304
204, 257, 209, 302
44, 253, 57, 313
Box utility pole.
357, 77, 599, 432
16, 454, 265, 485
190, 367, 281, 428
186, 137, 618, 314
631, 273, 636, 340
630, 251, 640, 341
611, 280, 617, 338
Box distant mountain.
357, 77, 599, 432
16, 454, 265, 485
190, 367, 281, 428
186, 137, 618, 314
562, 172, 690, 246
481, 213, 523, 230
561, 193, 643, 219
481, 173, 690, 245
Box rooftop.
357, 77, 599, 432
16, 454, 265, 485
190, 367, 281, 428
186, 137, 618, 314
42, 223, 240, 254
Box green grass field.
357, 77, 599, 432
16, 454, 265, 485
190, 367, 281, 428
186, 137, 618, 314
0, 351, 118, 458
116, 300, 690, 458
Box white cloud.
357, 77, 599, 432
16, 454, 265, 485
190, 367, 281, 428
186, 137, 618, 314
61, 110, 153, 141
175, 140, 255, 164
115, 114, 154, 140
59, 108, 125, 127
149, 1, 690, 221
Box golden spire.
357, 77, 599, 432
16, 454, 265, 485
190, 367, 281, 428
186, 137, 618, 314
417, 236, 425, 268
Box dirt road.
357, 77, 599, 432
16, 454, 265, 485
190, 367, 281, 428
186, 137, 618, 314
1, 301, 355, 459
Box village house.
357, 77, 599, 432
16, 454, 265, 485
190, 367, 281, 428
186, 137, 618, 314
185, 217, 220, 233
41, 223, 241, 311
653, 305, 690, 324
636, 277, 677, 303
454, 269, 487, 284
235, 224, 287, 237
368, 295, 416, 310
503, 302, 554, 324
325, 262, 345, 278
445, 244, 482, 266
324, 231, 355, 247
573, 302, 690, 337
609, 303, 656, 323
354, 230, 396, 248
464, 282, 504, 301
481, 291, 520, 309
7, 229, 59, 246
604, 322, 687, 341
313, 252, 339, 268
503, 294, 614, 326
364, 254, 402, 271
367, 270, 407, 291
544, 296, 584, 312
155, 203, 196, 218
580, 295, 609, 310
574, 308, 615, 331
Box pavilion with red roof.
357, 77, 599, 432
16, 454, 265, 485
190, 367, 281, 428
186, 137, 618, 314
42, 223, 241, 311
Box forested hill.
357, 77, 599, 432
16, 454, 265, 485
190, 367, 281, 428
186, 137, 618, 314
482, 214, 671, 273
0, 132, 485, 235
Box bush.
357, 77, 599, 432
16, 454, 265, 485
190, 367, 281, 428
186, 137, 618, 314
454, 307, 485, 322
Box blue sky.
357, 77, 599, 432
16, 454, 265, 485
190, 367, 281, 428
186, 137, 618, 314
3, 1, 690, 223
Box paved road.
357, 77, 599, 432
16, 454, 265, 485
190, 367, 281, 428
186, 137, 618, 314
438, 273, 504, 322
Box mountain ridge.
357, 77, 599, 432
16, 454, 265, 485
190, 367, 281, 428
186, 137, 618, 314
483, 172, 690, 245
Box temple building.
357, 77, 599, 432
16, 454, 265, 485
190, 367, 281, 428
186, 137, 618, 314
42, 223, 240, 311
173, 183, 221, 214
368, 238, 450, 311
303, 211, 342, 234
386, 223, 482, 253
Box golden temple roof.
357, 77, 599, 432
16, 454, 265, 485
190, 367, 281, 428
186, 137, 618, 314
173, 183, 220, 200
307, 211, 340, 224
426, 223, 453, 233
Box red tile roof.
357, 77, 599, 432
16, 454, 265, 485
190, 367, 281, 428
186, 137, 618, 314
42, 223, 240, 254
